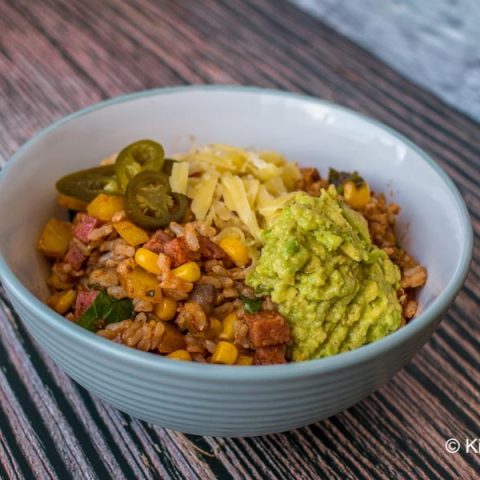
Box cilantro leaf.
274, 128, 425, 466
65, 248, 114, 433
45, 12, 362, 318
77, 290, 134, 332
241, 295, 263, 314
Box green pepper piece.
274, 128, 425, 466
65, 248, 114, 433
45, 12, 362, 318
125, 170, 188, 229
115, 140, 165, 192
56, 165, 119, 202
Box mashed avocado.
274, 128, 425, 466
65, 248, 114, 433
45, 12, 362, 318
247, 187, 403, 361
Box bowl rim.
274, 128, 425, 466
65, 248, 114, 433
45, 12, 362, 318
0, 85, 473, 380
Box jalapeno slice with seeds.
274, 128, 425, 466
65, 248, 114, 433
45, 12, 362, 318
125, 170, 188, 229
168, 192, 189, 223
56, 165, 118, 202
115, 140, 165, 192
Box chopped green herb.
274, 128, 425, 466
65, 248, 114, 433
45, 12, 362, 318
328, 168, 365, 194
241, 295, 263, 314
77, 290, 133, 332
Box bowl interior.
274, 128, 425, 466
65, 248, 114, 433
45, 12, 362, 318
0, 87, 469, 322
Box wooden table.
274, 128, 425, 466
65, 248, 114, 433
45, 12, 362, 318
0, 0, 478, 478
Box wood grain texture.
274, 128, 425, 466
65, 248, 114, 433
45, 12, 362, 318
0, 0, 479, 478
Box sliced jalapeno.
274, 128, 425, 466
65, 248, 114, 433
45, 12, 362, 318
115, 140, 165, 192
168, 192, 189, 223
125, 171, 188, 229
56, 165, 118, 202
162, 158, 176, 176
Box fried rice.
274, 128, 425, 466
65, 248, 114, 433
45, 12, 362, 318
39, 143, 427, 365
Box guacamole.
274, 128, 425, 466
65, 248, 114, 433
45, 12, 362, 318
247, 187, 403, 361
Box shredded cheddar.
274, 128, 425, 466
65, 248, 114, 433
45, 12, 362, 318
172, 144, 302, 254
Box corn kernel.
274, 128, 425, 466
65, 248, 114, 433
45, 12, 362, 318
219, 313, 236, 341
172, 261, 201, 282
219, 237, 249, 266
206, 318, 222, 339
87, 194, 125, 221
135, 248, 162, 275
114, 221, 149, 246
154, 297, 177, 321
48, 289, 77, 314
211, 341, 238, 365
236, 354, 254, 366
57, 194, 87, 211
167, 349, 192, 361
343, 181, 371, 209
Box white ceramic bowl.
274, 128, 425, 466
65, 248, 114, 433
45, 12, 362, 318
0, 86, 472, 436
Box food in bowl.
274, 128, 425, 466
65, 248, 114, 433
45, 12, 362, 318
37, 140, 427, 365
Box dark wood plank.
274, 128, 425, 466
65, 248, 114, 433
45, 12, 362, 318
0, 0, 479, 479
